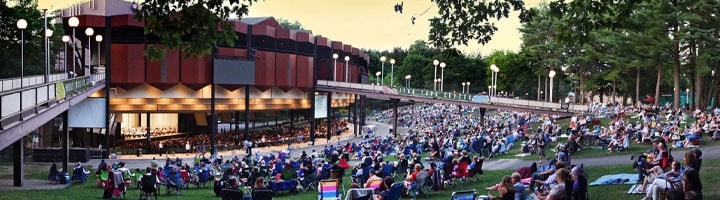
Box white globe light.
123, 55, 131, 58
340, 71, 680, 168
549, 70, 556, 78
332, 53, 338, 59
344, 56, 350, 61
433, 60, 439, 65
390, 59, 395, 64
376, 71, 381, 76
68, 17, 80, 27
62, 35, 70, 43
95, 35, 103, 42
85, 27, 94, 36
16, 19, 27, 29
440, 62, 446, 68
380, 56, 386, 62
45, 29, 54, 37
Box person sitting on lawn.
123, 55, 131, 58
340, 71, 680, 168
530, 162, 566, 192
365, 170, 382, 188
535, 168, 569, 200
487, 175, 515, 200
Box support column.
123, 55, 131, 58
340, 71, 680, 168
146, 112, 151, 149
210, 46, 217, 156
310, 93, 316, 144
245, 85, 250, 154
13, 140, 24, 187
290, 110, 295, 136
327, 93, 333, 141
235, 111, 240, 145
353, 96, 358, 137
479, 108, 487, 125
62, 111, 69, 175
104, 16, 112, 159
392, 99, 399, 138
360, 96, 366, 127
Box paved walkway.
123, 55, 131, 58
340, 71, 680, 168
8, 120, 719, 190
0, 179, 70, 190
90, 121, 407, 170
92, 120, 720, 171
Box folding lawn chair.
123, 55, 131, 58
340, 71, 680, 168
318, 179, 342, 200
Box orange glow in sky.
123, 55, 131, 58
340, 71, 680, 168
38, 0, 544, 55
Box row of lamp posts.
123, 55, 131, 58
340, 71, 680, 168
332, 53, 350, 82
15, 16, 102, 86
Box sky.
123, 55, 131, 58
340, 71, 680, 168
37, 0, 544, 55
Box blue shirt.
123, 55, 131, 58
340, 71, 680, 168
513, 182, 526, 200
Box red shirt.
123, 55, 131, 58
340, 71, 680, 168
407, 171, 420, 182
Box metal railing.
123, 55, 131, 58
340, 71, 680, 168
0, 73, 105, 121
318, 80, 588, 113
0, 73, 68, 94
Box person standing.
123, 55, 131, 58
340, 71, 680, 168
159, 142, 164, 156
537, 134, 546, 163
185, 142, 191, 155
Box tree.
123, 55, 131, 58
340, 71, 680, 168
134, 0, 256, 60
428, 0, 531, 48
277, 18, 311, 32
0, 0, 54, 79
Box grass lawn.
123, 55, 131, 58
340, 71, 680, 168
0, 163, 60, 180
2, 159, 718, 200
489, 116, 714, 161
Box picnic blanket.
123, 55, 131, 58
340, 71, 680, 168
515, 153, 531, 157
589, 173, 638, 186
485, 178, 532, 190
627, 184, 647, 195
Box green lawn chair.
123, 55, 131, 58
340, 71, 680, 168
99, 169, 109, 181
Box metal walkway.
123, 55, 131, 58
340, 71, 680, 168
0, 74, 106, 150
316, 80, 587, 116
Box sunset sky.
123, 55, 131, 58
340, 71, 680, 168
37, 0, 544, 55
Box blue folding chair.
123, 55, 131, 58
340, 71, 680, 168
451, 190, 477, 200
383, 183, 404, 200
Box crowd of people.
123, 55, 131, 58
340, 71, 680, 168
121, 126, 178, 140
119, 120, 348, 155
97, 100, 712, 199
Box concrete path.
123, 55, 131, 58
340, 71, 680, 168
86, 121, 404, 170
29, 120, 720, 176
3, 119, 718, 191
0, 179, 70, 190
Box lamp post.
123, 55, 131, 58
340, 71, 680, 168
466, 82, 471, 94
549, 69, 556, 102
376, 71, 381, 85
43, 10, 48, 83
62, 35, 70, 76
433, 60, 439, 91
95, 35, 103, 78
332, 53, 338, 81
462, 82, 466, 93
344, 56, 350, 82
68, 17, 79, 74
17, 19, 27, 88
85, 27, 94, 76
440, 62, 446, 92
405, 75, 411, 88
490, 64, 499, 96
45, 29, 53, 82
389, 58, 396, 87
487, 85, 492, 101
380, 56, 386, 85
